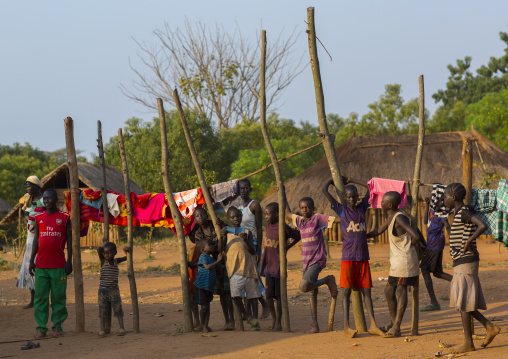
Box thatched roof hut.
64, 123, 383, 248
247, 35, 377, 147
0, 162, 145, 228
0, 197, 12, 213
262, 130, 508, 217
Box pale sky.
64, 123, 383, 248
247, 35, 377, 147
1, 1, 507, 159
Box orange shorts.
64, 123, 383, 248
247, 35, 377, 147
339, 260, 373, 289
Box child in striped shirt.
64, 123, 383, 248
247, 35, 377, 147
443, 183, 500, 354
97, 243, 130, 337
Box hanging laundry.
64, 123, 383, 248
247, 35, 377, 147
495, 179, 508, 246
430, 183, 450, 217
471, 189, 497, 236
212, 179, 239, 203
106, 193, 120, 218
80, 190, 103, 210
132, 193, 167, 222
367, 178, 408, 209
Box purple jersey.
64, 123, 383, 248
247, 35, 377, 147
260, 222, 301, 277
331, 198, 370, 261
292, 214, 334, 271
427, 209, 447, 251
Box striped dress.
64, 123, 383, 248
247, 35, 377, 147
100, 259, 119, 288
449, 206, 479, 267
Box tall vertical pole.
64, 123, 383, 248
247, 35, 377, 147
157, 98, 193, 332
307, 7, 365, 331
258, 30, 291, 332
410, 75, 426, 335
462, 138, 473, 205
172, 89, 244, 331
97, 121, 110, 244
118, 129, 140, 333
64, 117, 85, 332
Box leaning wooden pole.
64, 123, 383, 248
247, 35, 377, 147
410, 75, 425, 335
64, 117, 85, 332
307, 7, 365, 331
118, 129, 140, 333
258, 30, 290, 332
157, 98, 193, 333
97, 121, 110, 245
462, 137, 473, 205
172, 89, 244, 330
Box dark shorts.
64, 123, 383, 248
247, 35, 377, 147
302, 263, 323, 285
387, 276, 416, 287
264, 274, 281, 299
193, 287, 213, 306
419, 249, 444, 274
98, 287, 124, 318
214, 263, 230, 295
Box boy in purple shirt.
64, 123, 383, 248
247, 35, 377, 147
323, 176, 384, 338
261, 202, 301, 331
420, 196, 452, 312
284, 194, 338, 333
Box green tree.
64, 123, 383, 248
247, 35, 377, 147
466, 88, 508, 151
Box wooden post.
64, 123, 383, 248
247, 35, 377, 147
172, 90, 244, 330
307, 7, 361, 330
157, 98, 193, 333
97, 121, 110, 245
97, 120, 112, 332
410, 75, 425, 335
64, 117, 85, 333
258, 30, 291, 332
462, 137, 473, 205
118, 129, 140, 333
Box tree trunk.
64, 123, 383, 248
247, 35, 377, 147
307, 7, 359, 330
410, 75, 425, 336
117, 129, 140, 333
258, 30, 291, 332
157, 98, 193, 333
64, 117, 85, 333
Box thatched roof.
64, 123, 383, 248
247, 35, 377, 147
0, 162, 145, 226
262, 130, 508, 216
0, 197, 12, 213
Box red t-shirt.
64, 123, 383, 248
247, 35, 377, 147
35, 211, 70, 269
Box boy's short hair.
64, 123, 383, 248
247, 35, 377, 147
194, 207, 207, 216
384, 191, 401, 207
445, 183, 466, 201
239, 179, 251, 188
104, 242, 117, 254
299, 197, 315, 208
44, 188, 58, 199
227, 206, 241, 216
265, 202, 278, 213
344, 185, 358, 194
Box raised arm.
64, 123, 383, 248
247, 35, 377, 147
97, 246, 106, 266
347, 176, 370, 200
65, 217, 73, 276
321, 179, 337, 205
282, 186, 293, 222
423, 197, 430, 225
251, 200, 263, 262
117, 246, 130, 264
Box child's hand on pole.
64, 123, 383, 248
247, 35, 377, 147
123, 246, 131, 254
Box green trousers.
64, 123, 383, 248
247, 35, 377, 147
34, 268, 68, 333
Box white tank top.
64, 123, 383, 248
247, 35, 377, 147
240, 200, 256, 234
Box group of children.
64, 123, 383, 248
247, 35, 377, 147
26, 176, 501, 354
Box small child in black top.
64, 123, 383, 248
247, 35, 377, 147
97, 242, 130, 337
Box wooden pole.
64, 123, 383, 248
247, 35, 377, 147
64, 117, 85, 332
97, 121, 110, 245
462, 137, 473, 205
157, 98, 193, 333
410, 75, 425, 335
97, 120, 112, 333
118, 129, 140, 333
172, 90, 245, 330
307, 6, 361, 330
258, 30, 291, 332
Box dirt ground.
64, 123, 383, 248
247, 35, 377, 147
1, 238, 508, 359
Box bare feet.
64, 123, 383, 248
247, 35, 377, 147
309, 324, 320, 333
271, 324, 282, 332
98, 330, 106, 338
449, 342, 475, 354
383, 327, 401, 338
368, 325, 385, 337
206, 326, 212, 332
344, 327, 358, 338
193, 321, 200, 329
202, 326, 210, 333
222, 322, 235, 331
380, 323, 393, 333
194, 325, 203, 332
23, 302, 34, 309
260, 301, 270, 320
481, 323, 501, 348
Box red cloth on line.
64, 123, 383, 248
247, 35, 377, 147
35, 211, 69, 269
367, 177, 408, 208
64, 189, 207, 237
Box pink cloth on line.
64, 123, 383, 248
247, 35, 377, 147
367, 178, 408, 209
132, 193, 167, 221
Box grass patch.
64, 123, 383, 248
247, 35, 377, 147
142, 256, 155, 262
146, 265, 165, 272
83, 261, 101, 273
0, 257, 10, 271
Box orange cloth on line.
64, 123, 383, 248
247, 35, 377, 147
339, 260, 373, 289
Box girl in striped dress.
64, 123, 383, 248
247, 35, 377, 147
444, 183, 500, 354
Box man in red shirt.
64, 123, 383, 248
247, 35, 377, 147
29, 189, 72, 338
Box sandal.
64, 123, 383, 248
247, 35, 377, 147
420, 303, 440, 312
98, 330, 106, 338
117, 328, 126, 336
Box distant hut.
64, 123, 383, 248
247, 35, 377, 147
0, 162, 145, 247
0, 197, 12, 214
262, 130, 508, 244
